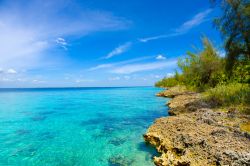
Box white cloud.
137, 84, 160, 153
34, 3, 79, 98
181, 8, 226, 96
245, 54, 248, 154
139, 9, 212, 42
32, 79, 46, 84
166, 72, 175, 78
89, 56, 154, 71
105, 42, 132, 59
139, 34, 175, 43
154, 75, 161, 79
6, 68, 17, 74
56, 37, 68, 50
1, 77, 10, 82
124, 76, 131, 80
17, 78, 26, 82
75, 79, 95, 83
0, 0, 129, 70
0, 68, 18, 74
156, 54, 166, 60
110, 60, 177, 74
89, 64, 114, 71
109, 77, 121, 81
175, 9, 212, 33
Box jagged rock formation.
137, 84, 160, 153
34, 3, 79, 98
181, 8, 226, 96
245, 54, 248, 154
144, 87, 250, 166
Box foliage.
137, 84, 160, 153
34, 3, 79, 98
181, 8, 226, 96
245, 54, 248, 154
177, 37, 225, 90
155, 1, 250, 109
155, 38, 225, 90
214, 0, 250, 72
231, 59, 250, 83
203, 83, 250, 113
155, 71, 183, 87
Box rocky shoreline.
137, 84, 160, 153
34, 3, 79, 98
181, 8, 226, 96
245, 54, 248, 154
144, 86, 250, 166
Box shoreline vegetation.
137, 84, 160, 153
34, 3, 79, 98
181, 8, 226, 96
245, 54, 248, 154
143, 1, 250, 165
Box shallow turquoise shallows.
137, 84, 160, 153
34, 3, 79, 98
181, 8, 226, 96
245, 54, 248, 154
0, 87, 168, 166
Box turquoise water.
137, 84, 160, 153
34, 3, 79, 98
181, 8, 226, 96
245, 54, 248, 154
0, 87, 168, 166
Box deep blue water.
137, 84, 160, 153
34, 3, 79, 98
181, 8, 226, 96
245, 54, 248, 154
0, 87, 168, 166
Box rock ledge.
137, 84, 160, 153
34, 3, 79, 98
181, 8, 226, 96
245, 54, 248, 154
144, 87, 250, 166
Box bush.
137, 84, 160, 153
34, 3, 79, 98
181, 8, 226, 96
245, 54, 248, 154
155, 71, 184, 87
155, 76, 180, 87
203, 83, 250, 109
156, 37, 226, 91
231, 60, 250, 84
178, 37, 225, 90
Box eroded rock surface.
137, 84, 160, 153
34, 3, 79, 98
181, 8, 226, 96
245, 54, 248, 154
144, 87, 250, 166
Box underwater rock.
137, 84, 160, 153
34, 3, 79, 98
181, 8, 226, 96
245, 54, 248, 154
31, 115, 46, 121
11, 145, 37, 157
108, 137, 126, 146
102, 125, 116, 134
16, 129, 31, 135
80, 119, 102, 126
80, 116, 119, 127
38, 111, 55, 115
108, 155, 134, 166
37, 131, 55, 140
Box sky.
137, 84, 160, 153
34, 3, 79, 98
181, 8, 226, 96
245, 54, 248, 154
0, 0, 223, 88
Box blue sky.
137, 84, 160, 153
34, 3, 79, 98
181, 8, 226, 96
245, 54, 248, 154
0, 0, 223, 87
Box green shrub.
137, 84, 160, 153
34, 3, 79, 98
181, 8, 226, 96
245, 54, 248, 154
155, 71, 184, 87
231, 60, 250, 84
203, 83, 250, 108
155, 76, 180, 87
178, 37, 225, 91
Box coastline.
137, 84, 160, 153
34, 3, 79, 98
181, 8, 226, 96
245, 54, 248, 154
144, 86, 250, 166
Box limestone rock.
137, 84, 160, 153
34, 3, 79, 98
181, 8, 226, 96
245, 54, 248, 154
145, 86, 250, 166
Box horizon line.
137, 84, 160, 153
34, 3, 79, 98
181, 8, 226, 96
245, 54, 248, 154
0, 85, 157, 90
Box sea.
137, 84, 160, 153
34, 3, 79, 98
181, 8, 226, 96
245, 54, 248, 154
0, 87, 169, 166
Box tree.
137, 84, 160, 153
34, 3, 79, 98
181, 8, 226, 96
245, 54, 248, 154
178, 37, 224, 89
214, 0, 250, 72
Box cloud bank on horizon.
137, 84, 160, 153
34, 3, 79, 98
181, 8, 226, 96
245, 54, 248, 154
0, 0, 219, 87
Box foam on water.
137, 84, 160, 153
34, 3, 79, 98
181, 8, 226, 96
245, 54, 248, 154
0, 87, 168, 166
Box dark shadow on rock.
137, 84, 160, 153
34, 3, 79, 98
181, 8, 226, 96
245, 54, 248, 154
137, 142, 159, 161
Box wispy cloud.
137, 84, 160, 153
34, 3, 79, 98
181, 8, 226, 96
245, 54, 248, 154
108, 76, 121, 81
110, 60, 177, 74
56, 37, 68, 50
0, 0, 130, 70
89, 64, 114, 71
89, 56, 154, 71
139, 34, 176, 43
105, 42, 132, 59
175, 9, 212, 33
139, 9, 212, 42
75, 79, 95, 83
